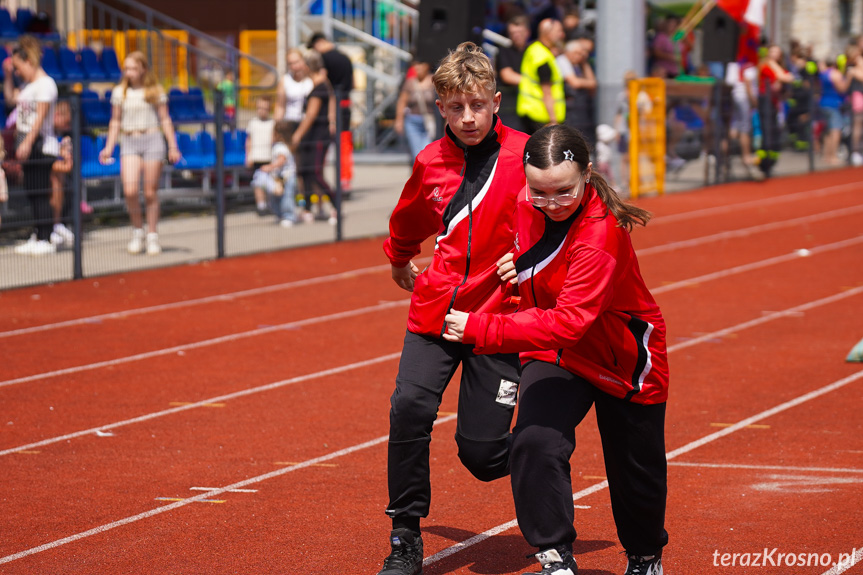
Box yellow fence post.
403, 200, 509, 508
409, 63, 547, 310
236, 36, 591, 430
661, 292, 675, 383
629, 78, 666, 198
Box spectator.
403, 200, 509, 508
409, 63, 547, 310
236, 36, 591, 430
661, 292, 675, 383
496, 14, 532, 130
291, 50, 336, 224
517, 17, 566, 134
274, 48, 313, 123
650, 16, 680, 79
216, 67, 237, 125
251, 119, 298, 227
786, 45, 816, 153
308, 32, 355, 193
755, 44, 794, 178
50, 99, 76, 246
562, 7, 581, 41
557, 39, 596, 149
100, 50, 181, 255
724, 60, 761, 179
394, 60, 436, 164
613, 70, 637, 195
818, 56, 849, 166
845, 41, 863, 166
246, 95, 275, 216
5, 35, 59, 256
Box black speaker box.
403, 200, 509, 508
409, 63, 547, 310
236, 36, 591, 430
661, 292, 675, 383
415, 0, 486, 67
702, 6, 740, 64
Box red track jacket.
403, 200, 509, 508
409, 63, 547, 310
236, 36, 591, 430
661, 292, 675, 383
463, 184, 670, 404
383, 118, 529, 337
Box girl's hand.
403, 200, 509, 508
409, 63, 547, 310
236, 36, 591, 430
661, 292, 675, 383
497, 252, 517, 285
443, 310, 469, 342
168, 146, 181, 165
98, 148, 114, 165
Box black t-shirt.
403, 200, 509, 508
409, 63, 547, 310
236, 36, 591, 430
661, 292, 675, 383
497, 46, 525, 85
537, 62, 552, 84
322, 49, 354, 97
304, 82, 332, 142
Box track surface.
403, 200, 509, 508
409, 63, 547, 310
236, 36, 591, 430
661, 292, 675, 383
2, 168, 863, 574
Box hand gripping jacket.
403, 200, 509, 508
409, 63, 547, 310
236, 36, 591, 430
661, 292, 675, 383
383, 117, 529, 338
463, 184, 670, 404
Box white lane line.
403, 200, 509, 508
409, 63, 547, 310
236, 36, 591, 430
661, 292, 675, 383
669, 462, 863, 474
0, 299, 409, 389
4, 280, 862, 459
821, 547, 863, 575
649, 181, 862, 225
0, 352, 402, 457
639, 204, 863, 256
0, 413, 458, 566
652, 235, 863, 295
7, 232, 861, 391
4, 181, 860, 340
424, 368, 863, 567
0, 262, 395, 339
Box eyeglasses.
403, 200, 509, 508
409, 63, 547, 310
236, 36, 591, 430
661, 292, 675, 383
529, 173, 585, 208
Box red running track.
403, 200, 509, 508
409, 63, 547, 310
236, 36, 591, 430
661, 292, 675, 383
1, 168, 862, 574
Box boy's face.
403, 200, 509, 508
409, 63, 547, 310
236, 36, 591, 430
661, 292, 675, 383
256, 100, 270, 119
436, 87, 501, 147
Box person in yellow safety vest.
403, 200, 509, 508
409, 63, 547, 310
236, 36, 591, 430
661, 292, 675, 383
517, 18, 566, 134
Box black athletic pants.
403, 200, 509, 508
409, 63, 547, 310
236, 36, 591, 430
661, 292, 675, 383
21, 136, 55, 242
511, 361, 668, 556
386, 330, 521, 527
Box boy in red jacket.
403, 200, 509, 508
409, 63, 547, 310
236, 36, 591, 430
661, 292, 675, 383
378, 42, 529, 575
445, 125, 669, 575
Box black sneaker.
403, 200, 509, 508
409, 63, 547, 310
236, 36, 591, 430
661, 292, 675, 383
523, 546, 578, 575
377, 528, 423, 575
624, 553, 663, 575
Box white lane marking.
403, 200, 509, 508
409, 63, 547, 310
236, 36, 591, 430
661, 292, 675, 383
820, 546, 863, 575
424, 368, 863, 566
0, 300, 408, 389
0, 353, 402, 457
0, 262, 396, 339
652, 235, 863, 295
669, 461, 863, 474
0, 413, 458, 566
4, 181, 860, 340
639, 204, 863, 256
649, 181, 862, 225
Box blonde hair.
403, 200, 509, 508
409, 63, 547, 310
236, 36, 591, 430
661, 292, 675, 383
432, 42, 496, 101
119, 51, 163, 106
13, 35, 42, 68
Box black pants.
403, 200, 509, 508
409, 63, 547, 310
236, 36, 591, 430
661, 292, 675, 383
511, 361, 668, 556
297, 137, 335, 211
21, 139, 56, 241
386, 331, 521, 525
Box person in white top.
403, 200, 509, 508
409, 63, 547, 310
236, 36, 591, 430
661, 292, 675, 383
4, 35, 60, 256
100, 51, 181, 256
274, 48, 313, 122
245, 95, 275, 215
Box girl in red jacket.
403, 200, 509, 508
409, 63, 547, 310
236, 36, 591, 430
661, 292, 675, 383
445, 124, 668, 575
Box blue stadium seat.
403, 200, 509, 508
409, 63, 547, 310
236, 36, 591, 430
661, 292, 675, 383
81, 89, 111, 126
0, 8, 19, 38
41, 46, 64, 81
59, 47, 87, 81
79, 47, 108, 81
100, 47, 122, 82
187, 87, 214, 122
168, 88, 194, 123
181, 131, 215, 169
15, 8, 32, 34
222, 130, 246, 167
80, 135, 119, 178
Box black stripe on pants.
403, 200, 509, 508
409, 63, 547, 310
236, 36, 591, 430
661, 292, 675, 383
511, 360, 668, 556
386, 330, 520, 524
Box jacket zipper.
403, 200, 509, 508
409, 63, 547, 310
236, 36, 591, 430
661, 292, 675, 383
442, 149, 471, 337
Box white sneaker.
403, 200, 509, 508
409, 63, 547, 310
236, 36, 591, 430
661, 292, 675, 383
14, 237, 56, 255
128, 228, 145, 254
279, 218, 294, 228
301, 211, 314, 224
146, 232, 161, 255
54, 223, 75, 244
50, 231, 65, 246
852, 152, 863, 166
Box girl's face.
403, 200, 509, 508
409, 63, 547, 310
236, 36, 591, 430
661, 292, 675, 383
525, 160, 592, 222
287, 53, 308, 79
123, 57, 145, 85
11, 54, 36, 82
